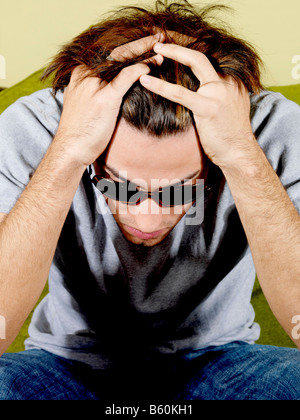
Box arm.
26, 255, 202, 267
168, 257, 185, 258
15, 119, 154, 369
221, 138, 300, 347
0, 144, 85, 354
0, 62, 150, 356
141, 42, 300, 348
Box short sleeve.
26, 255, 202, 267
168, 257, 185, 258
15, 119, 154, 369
0, 89, 62, 213
251, 91, 300, 214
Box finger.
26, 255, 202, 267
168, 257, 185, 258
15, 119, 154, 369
69, 65, 92, 85
140, 74, 206, 116
68, 65, 103, 87
109, 34, 163, 62
153, 43, 219, 85
107, 63, 150, 100
143, 53, 164, 66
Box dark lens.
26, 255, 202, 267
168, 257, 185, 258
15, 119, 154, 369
126, 191, 145, 205
157, 185, 174, 207
116, 181, 146, 205
181, 185, 195, 205
95, 178, 118, 199
158, 184, 202, 207
181, 184, 204, 205
117, 182, 139, 204
94, 177, 146, 205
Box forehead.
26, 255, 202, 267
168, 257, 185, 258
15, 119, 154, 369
104, 119, 203, 180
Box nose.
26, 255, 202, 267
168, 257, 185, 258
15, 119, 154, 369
129, 198, 168, 233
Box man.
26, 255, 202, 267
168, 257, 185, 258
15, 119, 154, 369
0, 0, 300, 400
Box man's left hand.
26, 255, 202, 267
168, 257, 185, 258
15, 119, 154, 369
140, 42, 256, 170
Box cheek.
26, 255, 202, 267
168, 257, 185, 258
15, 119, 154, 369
183, 202, 194, 213
106, 198, 128, 217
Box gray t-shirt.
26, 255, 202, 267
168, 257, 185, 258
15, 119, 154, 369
0, 88, 300, 369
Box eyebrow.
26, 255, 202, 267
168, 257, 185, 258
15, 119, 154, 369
103, 163, 201, 183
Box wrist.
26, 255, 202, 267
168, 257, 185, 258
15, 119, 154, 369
30, 136, 88, 198
220, 137, 280, 207
49, 134, 88, 176
218, 134, 263, 176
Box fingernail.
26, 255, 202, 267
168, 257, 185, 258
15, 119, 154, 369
154, 33, 161, 40
140, 75, 151, 85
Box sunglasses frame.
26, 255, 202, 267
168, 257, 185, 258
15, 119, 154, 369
89, 166, 204, 208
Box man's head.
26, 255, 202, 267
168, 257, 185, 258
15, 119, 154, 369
93, 119, 204, 246
43, 1, 262, 246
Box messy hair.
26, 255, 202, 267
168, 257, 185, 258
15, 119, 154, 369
42, 0, 263, 136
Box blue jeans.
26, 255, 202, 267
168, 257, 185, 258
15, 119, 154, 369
0, 341, 300, 400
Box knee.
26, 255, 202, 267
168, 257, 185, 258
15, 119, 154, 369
0, 351, 48, 400
244, 346, 300, 400
0, 355, 25, 400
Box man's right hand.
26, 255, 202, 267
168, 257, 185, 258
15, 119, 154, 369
54, 62, 150, 168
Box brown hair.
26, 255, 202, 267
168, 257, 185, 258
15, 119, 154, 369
42, 0, 263, 136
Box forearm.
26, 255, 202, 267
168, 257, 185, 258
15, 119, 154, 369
221, 137, 300, 348
0, 137, 86, 355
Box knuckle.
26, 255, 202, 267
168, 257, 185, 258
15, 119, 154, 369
208, 98, 222, 116
109, 46, 128, 62
94, 94, 107, 109
122, 63, 149, 78
173, 85, 186, 101
119, 65, 132, 77
196, 51, 207, 62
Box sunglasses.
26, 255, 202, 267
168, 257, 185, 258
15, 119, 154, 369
89, 166, 204, 208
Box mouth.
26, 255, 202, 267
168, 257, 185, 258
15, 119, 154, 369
124, 225, 167, 240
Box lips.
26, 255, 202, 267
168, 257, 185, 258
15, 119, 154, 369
124, 225, 166, 240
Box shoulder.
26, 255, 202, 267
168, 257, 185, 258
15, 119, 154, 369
0, 88, 64, 185
250, 89, 300, 152
250, 89, 300, 138
0, 88, 63, 136
250, 89, 300, 185
0, 88, 63, 155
